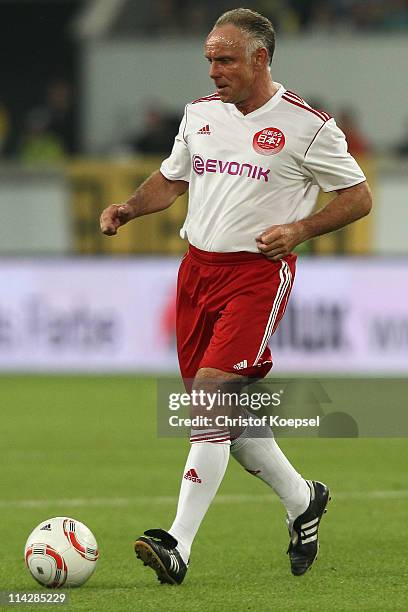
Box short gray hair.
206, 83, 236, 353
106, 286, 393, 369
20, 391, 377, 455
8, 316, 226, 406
214, 8, 276, 65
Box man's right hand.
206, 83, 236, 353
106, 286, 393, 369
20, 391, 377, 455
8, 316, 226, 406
100, 203, 132, 236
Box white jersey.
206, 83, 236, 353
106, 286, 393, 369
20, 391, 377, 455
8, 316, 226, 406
160, 84, 366, 253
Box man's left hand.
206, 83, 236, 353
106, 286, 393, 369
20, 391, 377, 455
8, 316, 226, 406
256, 222, 303, 261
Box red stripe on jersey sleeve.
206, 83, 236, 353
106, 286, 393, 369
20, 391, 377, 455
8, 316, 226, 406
304, 122, 327, 157
191, 93, 221, 104
285, 90, 305, 103
282, 93, 331, 123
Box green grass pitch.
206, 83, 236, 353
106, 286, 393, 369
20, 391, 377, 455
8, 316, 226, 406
0, 376, 407, 611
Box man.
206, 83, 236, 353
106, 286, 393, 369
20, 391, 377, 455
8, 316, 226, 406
100, 8, 372, 585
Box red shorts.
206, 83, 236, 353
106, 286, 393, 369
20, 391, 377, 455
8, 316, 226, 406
176, 245, 296, 382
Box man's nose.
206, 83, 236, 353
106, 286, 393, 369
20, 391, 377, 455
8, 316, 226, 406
209, 62, 221, 79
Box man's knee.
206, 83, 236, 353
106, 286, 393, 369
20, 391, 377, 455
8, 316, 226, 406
190, 367, 246, 420
194, 367, 246, 387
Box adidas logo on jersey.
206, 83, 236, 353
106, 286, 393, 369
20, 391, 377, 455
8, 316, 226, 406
197, 124, 211, 135
184, 468, 202, 483
233, 359, 248, 370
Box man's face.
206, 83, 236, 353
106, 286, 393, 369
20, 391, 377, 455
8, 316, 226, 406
204, 25, 257, 105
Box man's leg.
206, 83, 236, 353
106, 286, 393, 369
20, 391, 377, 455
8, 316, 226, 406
230, 411, 330, 576
230, 415, 310, 524
168, 368, 245, 563
134, 367, 243, 585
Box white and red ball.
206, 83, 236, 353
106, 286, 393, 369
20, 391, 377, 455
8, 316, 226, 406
24, 517, 99, 588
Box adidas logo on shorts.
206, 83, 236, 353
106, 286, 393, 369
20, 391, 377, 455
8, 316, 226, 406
233, 359, 248, 370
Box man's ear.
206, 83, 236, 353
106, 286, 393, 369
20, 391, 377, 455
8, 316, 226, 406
253, 47, 268, 70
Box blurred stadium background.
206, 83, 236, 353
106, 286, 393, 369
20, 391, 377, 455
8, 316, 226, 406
0, 0, 407, 375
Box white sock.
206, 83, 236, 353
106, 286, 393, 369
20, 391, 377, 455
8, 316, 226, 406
169, 441, 230, 563
231, 422, 309, 524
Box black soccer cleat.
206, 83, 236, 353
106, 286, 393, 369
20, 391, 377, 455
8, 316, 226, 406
134, 529, 188, 585
287, 480, 330, 576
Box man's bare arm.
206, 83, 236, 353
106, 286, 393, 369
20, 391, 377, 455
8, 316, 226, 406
256, 181, 372, 261
100, 170, 188, 236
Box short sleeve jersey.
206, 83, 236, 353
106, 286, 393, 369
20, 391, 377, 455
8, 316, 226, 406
160, 84, 366, 253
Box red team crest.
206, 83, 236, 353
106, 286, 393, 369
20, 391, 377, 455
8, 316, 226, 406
253, 127, 285, 155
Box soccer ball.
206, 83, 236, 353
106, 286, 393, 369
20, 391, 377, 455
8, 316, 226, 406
24, 517, 99, 588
